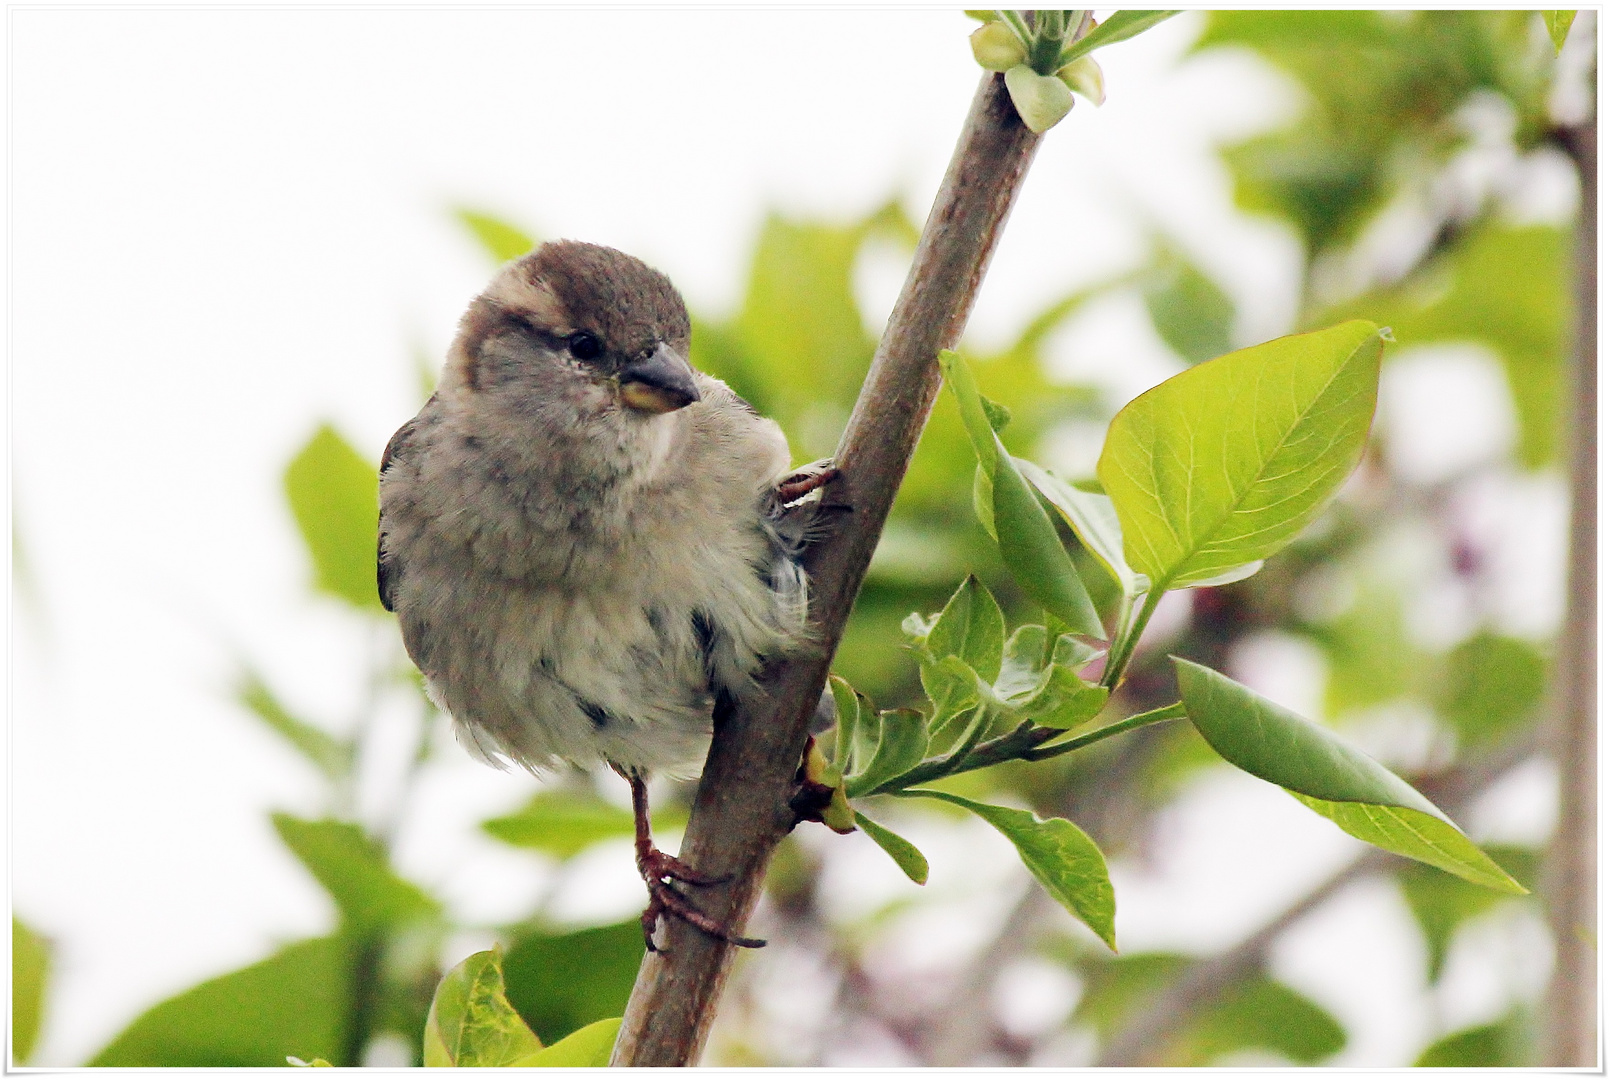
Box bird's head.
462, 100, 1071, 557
447, 240, 701, 418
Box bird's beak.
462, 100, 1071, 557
618, 344, 702, 414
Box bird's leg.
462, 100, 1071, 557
624, 765, 719, 887
616, 764, 766, 952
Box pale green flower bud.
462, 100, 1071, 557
1005, 63, 1074, 133
971, 22, 1027, 72
1056, 55, 1106, 107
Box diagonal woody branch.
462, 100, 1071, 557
611, 71, 1044, 1066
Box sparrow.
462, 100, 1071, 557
377, 240, 835, 949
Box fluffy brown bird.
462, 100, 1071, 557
377, 240, 833, 948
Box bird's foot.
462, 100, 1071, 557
615, 763, 766, 952
776, 460, 840, 505
638, 844, 723, 888
636, 847, 766, 953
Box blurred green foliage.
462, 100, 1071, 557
1199, 11, 1554, 255
1320, 223, 1567, 466
1398, 844, 1538, 983
285, 424, 385, 611
1308, 575, 1424, 716
481, 789, 684, 858
501, 921, 642, 1045
1073, 952, 1346, 1065
1435, 632, 1548, 749
1414, 1007, 1534, 1066
453, 208, 536, 264
12, 917, 49, 1064
238, 671, 352, 781
272, 815, 441, 935
1142, 244, 1235, 364
90, 937, 352, 1067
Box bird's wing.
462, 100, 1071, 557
376, 397, 436, 613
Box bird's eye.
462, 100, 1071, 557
568, 331, 604, 361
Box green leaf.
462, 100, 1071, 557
1292, 794, 1528, 894
1004, 663, 1108, 730
1072, 952, 1187, 1037
1005, 64, 1075, 133
828, 674, 864, 771
943, 348, 1004, 482
980, 394, 1013, 433
423, 948, 544, 1067
500, 921, 643, 1046
453, 208, 536, 263
12, 917, 49, 1063
846, 709, 930, 797
1142, 246, 1235, 365
510, 1018, 622, 1067
1060, 11, 1180, 65
1310, 575, 1421, 716
481, 790, 683, 860
920, 654, 986, 734
1017, 460, 1142, 596
1099, 322, 1385, 589
284, 424, 384, 611
1415, 1009, 1532, 1067
826, 676, 881, 776
1434, 633, 1547, 748
983, 624, 1108, 729
913, 790, 1115, 948
1178, 974, 1346, 1065
272, 814, 440, 934
1074, 953, 1343, 1064
91, 937, 350, 1066
972, 464, 997, 539
1173, 658, 1525, 894
1169, 561, 1264, 588
711, 206, 912, 456
849, 689, 883, 775
924, 575, 1006, 682
995, 624, 1050, 699
854, 812, 930, 884
942, 350, 1105, 638
1399, 846, 1537, 981
237, 670, 350, 780
1542, 10, 1577, 52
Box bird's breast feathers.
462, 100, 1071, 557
380, 371, 804, 774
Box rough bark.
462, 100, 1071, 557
611, 71, 1043, 1066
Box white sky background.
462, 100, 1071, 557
8, 7, 1571, 1068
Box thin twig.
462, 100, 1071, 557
1542, 108, 1597, 1068
610, 71, 1044, 1066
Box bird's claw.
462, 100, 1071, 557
639, 873, 767, 953
619, 765, 765, 952
638, 845, 725, 888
